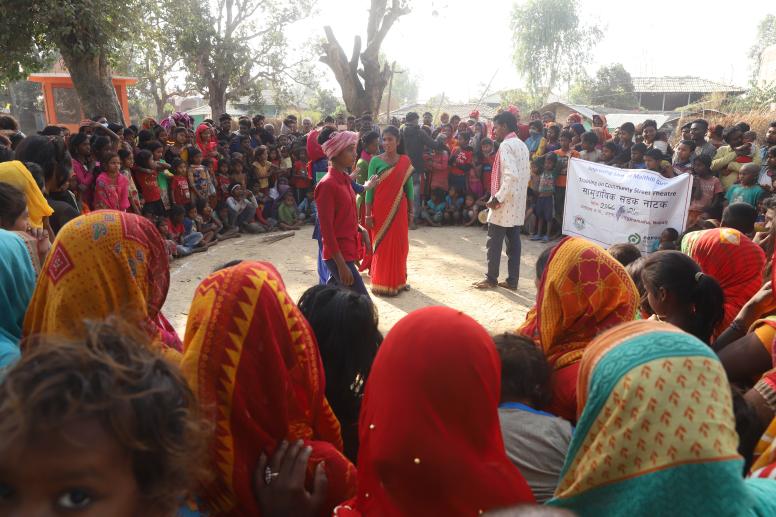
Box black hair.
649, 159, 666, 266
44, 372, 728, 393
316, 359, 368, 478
691, 119, 709, 131
679, 139, 697, 152
642, 119, 657, 130
735, 122, 751, 133
625, 257, 651, 316
603, 141, 619, 153
135, 149, 153, 169
607, 243, 642, 267
68, 132, 89, 157
218, 113, 232, 122
769, 145, 776, 157
722, 202, 757, 235
723, 126, 742, 143
641, 251, 724, 344
528, 120, 543, 131
681, 122, 692, 130
91, 135, 111, 156
535, 244, 556, 279
654, 131, 668, 142
297, 285, 381, 460
137, 129, 154, 146
172, 127, 187, 136
38, 125, 65, 136
493, 334, 551, 407
547, 124, 561, 138
581, 131, 599, 145
0, 182, 26, 229
382, 125, 400, 140
187, 146, 202, 159
645, 148, 664, 162
14, 135, 72, 189
543, 153, 558, 166
631, 142, 648, 154
693, 154, 712, 169
620, 122, 636, 134
0, 145, 12, 163
144, 140, 163, 154
710, 124, 724, 138
317, 126, 337, 145
24, 163, 45, 190
170, 157, 185, 170
662, 227, 679, 241
123, 127, 136, 138
559, 129, 575, 141
170, 205, 186, 218
493, 111, 519, 133
118, 148, 132, 161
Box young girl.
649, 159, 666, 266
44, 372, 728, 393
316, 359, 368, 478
0, 319, 208, 516
187, 147, 213, 202
215, 158, 232, 206
229, 158, 248, 190
544, 124, 561, 153
688, 155, 724, 228
462, 193, 480, 227
268, 146, 281, 169
146, 140, 173, 211
448, 133, 473, 194
118, 149, 142, 214
290, 148, 311, 204
672, 140, 696, 175
252, 146, 272, 194
133, 150, 164, 217
601, 141, 619, 166
69, 133, 95, 210
532, 154, 556, 243
641, 250, 724, 344
93, 152, 130, 211
524, 121, 546, 160
277, 191, 302, 230
170, 158, 192, 209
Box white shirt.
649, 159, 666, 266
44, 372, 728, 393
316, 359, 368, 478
487, 135, 531, 227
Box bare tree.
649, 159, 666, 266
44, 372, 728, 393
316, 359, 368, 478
320, 0, 409, 116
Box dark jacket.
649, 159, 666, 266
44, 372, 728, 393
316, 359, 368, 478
400, 122, 446, 174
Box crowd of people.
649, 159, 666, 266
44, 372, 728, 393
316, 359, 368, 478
4, 104, 776, 515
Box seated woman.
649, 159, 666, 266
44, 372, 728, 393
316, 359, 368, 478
297, 284, 382, 462
0, 230, 36, 369
180, 261, 356, 516
640, 250, 725, 344
518, 237, 639, 423
549, 320, 776, 515
22, 211, 183, 359
682, 227, 766, 338
334, 307, 535, 514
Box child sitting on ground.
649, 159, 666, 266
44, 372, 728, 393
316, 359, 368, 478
226, 183, 263, 234
422, 188, 446, 227
277, 191, 302, 230
531, 154, 556, 243
495, 333, 572, 504
297, 190, 317, 225
0, 319, 208, 516
444, 186, 464, 225
186, 204, 216, 247
462, 193, 480, 227
672, 140, 696, 175
168, 205, 205, 255
726, 163, 765, 208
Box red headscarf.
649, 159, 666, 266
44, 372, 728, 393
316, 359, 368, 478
181, 261, 356, 516
684, 228, 766, 336
335, 307, 535, 516
195, 123, 218, 169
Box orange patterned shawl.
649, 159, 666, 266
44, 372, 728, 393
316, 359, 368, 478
518, 237, 639, 369
22, 210, 181, 359
180, 261, 356, 516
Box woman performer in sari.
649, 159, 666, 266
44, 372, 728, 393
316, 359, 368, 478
23, 211, 182, 360
549, 320, 776, 516
518, 237, 639, 422
180, 261, 356, 516
364, 126, 414, 297
682, 227, 766, 338
334, 307, 535, 515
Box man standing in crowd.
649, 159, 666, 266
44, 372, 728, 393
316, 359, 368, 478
475, 111, 530, 291
761, 121, 776, 184
400, 111, 448, 229
217, 113, 232, 144
690, 119, 718, 160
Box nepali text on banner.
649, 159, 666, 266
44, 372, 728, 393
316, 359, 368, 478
562, 158, 693, 253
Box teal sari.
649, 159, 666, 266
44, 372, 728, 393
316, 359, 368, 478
548, 320, 776, 516
0, 229, 36, 369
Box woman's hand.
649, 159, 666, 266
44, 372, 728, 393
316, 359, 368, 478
254, 440, 328, 517
365, 216, 374, 230
737, 281, 776, 328
364, 175, 379, 190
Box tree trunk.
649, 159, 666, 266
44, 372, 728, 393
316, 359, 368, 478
59, 49, 124, 124
208, 80, 228, 120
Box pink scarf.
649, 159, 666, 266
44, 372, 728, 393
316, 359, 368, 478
490, 132, 517, 195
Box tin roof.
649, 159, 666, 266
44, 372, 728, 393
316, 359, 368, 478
632, 76, 744, 94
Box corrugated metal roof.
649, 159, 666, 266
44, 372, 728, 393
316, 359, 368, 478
539, 102, 600, 120
384, 103, 498, 120
632, 76, 745, 93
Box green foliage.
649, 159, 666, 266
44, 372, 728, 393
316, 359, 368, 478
510, 0, 601, 106
749, 14, 776, 80
569, 64, 637, 109
313, 89, 343, 116
723, 82, 776, 112
499, 89, 534, 113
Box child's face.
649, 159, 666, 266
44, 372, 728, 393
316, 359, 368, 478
306, 191, 314, 201
482, 143, 493, 154
152, 148, 163, 161
464, 196, 475, 207
172, 212, 184, 224
559, 136, 571, 149
581, 140, 595, 152
768, 153, 776, 168
121, 155, 134, 169
602, 147, 614, 161
692, 160, 708, 175
676, 143, 692, 162
176, 163, 187, 176
175, 131, 188, 145
284, 195, 295, 206
190, 153, 202, 165
366, 140, 380, 155
644, 156, 659, 171
0, 419, 144, 516
234, 162, 244, 173
202, 206, 212, 218
187, 207, 197, 219
448, 187, 457, 197
740, 170, 757, 185
106, 156, 121, 174
457, 134, 467, 146
157, 129, 168, 142
299, 150, 307, 161
218, 163, 229, 174
258, 151, 267, 162
631, 150, 644, 163
544, 158, 555, 172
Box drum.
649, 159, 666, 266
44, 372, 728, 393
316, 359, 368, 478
478, 209, 489, 224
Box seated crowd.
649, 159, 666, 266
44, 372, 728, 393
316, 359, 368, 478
3, 110, 776, 515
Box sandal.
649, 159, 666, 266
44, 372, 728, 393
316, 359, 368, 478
473, 280, 497, 289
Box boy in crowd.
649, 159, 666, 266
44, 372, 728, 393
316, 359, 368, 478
673, 140, 696, 175
578, 131, 601, 163
726, 163, 765, 208
613, 122, 636, 167
551, 130, 579, 233
628, 143, 647, 169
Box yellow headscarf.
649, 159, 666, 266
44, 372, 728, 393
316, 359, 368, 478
0, 161, 53, 228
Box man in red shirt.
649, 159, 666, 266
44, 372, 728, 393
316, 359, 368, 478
314, 130, 370, 297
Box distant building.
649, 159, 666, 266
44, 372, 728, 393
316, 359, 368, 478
632, 77, 745, 111
382, 102, 498, 123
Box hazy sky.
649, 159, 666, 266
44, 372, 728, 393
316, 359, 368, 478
290, 0, 774, 103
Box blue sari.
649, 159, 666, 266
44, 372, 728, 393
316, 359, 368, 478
0, 230, 36, 369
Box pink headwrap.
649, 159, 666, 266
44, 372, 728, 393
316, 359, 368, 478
507, 105, 520, 116
321, 131, 358, 160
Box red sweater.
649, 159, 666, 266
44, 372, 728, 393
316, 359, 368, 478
314, 166, 358, 261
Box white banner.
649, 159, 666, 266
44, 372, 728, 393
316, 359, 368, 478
562, 158, 693, 253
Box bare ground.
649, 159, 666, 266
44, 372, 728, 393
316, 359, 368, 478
162, 225, 544, 336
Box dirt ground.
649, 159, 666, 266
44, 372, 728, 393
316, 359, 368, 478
163, 225, 544, 336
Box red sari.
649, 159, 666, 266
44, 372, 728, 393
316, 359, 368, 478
367, 155, 413, 296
